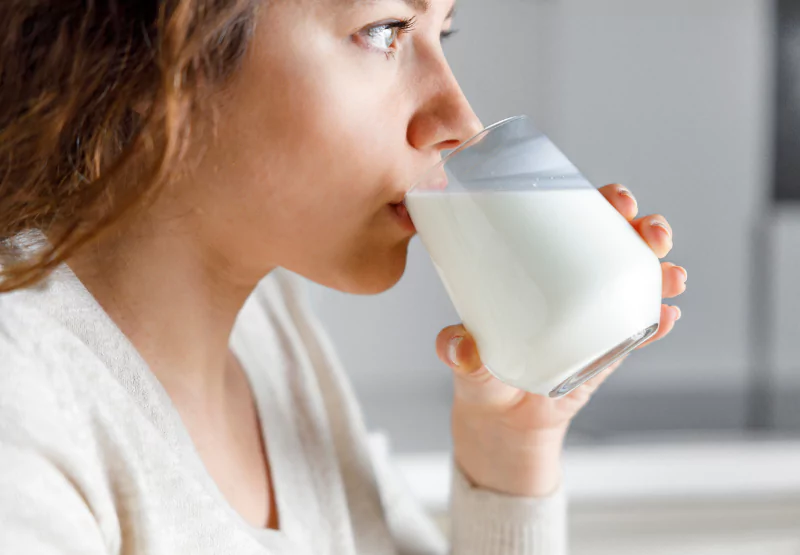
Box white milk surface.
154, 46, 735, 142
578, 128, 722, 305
405, 188, 662, 395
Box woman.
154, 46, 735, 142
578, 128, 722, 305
0, 0, 687, 553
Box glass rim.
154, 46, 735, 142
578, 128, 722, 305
405, 115, 529, 200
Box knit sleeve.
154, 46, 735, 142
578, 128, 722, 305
449, 463, 568, 555
370, 435, 567, 555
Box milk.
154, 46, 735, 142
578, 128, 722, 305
405, 188, 662, 396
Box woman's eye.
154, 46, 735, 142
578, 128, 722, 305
365, 24, 400, 52
356, 18, 416, 57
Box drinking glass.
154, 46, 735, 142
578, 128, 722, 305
405, 116, 662, 398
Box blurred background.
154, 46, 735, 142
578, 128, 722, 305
307, 0, 800, 552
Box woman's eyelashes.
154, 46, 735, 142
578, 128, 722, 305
355, 17, 457, 60
356, 17, 417, 59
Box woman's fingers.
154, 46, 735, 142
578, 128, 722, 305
596, 186, 684, 343
599, 184, 674, 259
598, 184, 639, 221
632, 214, 673, 258
436, 325, 484, 376
436, 325, 525, 406
662, 262, 688, 298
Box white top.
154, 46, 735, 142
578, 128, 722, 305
0, 266, 566, 554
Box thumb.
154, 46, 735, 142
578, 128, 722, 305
436, 324, 485, 378
436, 324, 522, 407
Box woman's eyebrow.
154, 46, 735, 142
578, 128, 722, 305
404, 0, 431, 12
354, 0, 430, 14
351, 0, 456, 18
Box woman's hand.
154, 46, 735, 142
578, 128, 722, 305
436, 184, 687, 498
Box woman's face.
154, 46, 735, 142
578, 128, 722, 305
183, 0, 481, 294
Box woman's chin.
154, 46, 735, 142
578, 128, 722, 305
347, 240, 412, 295
308, 239, 412, 296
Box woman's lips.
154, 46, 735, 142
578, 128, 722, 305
392, 173, 448, 204
427, 176, 449, 191
409, 175, 449, 195
386, 171, 446, 234
390, 202, 416, 234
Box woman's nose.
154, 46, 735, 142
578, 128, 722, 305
407, 63, 483, 153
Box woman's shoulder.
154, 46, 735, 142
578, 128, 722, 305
0, 294, 115, 501
0, 288, 77, 381
0, 290, 106, 428
0, 280, 98, 366
0, 286, 178, 492
0, 285, 147, 458
0, 267, 153, 410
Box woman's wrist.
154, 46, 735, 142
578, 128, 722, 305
453, 421, 567, 498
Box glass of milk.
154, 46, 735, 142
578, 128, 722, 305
404, 116, 662, 398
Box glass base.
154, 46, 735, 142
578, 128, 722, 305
548, 323, 660, 399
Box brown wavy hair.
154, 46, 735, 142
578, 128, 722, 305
0, 0, 259, 292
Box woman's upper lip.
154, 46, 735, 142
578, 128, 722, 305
394, 177, 448, 202
390, 190, 411, 205
390, 162, 447, 204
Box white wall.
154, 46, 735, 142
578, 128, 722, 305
518, 0, 774, 394
308, 0, 776, 433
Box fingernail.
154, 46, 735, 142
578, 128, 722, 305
651, 220, 672, 240
676, 265, 688, 283
673, 306, 682, 320
618, 185, 636, 203
448, 336, 464, 367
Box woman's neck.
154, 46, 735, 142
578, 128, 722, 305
69, 213, 274, 406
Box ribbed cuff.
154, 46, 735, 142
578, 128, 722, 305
449, 464, 568, 555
